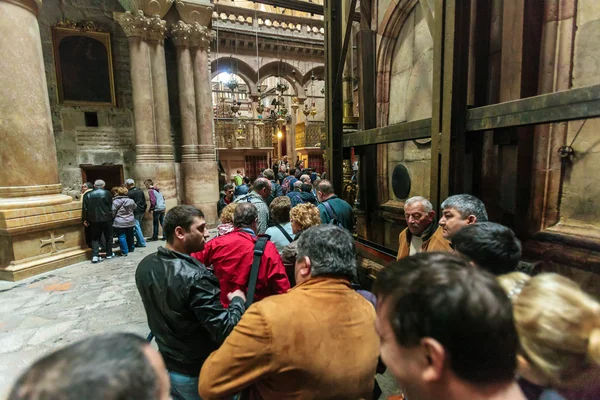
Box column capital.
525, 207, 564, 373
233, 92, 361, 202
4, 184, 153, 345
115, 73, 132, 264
175, 0, 213, 25
171, 21, 213, 49
115, 10, 168, 42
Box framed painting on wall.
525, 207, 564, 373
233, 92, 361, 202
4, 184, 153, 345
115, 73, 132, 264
52, 23, 116, 107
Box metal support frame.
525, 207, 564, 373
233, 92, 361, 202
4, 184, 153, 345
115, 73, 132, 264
325, 0, 344, 192
251, 0, 360, 21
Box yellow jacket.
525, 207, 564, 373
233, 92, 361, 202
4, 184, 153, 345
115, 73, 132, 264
396, 225, 451, 260
199, 277, 380, 400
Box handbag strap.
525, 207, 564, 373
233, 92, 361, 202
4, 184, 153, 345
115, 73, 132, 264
275, 224, 294, 243
246, 235, 269, 308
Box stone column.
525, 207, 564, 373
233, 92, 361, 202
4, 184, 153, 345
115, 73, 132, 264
0, 0, 88, 280
170, 9, 219, 224
115, 10, 177, 214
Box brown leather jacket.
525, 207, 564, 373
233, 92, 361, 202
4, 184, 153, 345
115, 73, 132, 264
199, 276, 380, 400
396, 224, 451, 260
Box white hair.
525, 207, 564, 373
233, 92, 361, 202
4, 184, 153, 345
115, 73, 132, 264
94, 179, 106, 188
404, 196, 433, 213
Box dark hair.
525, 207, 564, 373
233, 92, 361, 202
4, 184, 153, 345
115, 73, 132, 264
289, 168, 296, 176
84, 182, 93, 189
253, 178, 270, 192
163, 205, 204, 243
296, 224, 356, 280
269, 196, 291, 224
373, 252, 518, 385
301, 183, 313, 193
143, 179, 153, 186
8, 333, 158, 400
234, 202, 258, 228
451, 222, 522, 275
263, 168, 275, 180
316, 179, 334, 195
441, 194, 488, 222
223, 183, 234, 191
243, 176, 250, 184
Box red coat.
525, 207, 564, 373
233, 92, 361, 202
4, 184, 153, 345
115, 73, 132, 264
192, 229, 290, 307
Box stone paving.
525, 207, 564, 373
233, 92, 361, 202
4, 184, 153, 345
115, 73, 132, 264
0, 236, 399, 399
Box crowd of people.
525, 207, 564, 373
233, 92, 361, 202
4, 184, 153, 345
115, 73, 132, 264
8, 172, 600, 400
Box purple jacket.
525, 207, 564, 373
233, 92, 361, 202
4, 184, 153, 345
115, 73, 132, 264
112, 196, 136, 228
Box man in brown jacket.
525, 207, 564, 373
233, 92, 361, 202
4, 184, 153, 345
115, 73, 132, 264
199, 224, 380, 400
397, 196, 450, 260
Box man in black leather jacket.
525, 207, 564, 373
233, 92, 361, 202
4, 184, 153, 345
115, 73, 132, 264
82, 179, 114, 263
135, 205, 246, 400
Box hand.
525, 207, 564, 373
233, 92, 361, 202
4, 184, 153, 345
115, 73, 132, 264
83, 221, 89, 227
227, 289, 246, 303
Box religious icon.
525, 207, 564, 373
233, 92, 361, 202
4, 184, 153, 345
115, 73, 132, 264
52, 23, 116, 106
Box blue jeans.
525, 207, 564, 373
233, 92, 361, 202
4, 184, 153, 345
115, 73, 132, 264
152, 210, 165, 239
134, 214, 146, 246
168, 371, 202, 400
114, 227, 134, 255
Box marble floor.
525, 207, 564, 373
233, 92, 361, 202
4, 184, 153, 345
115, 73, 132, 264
0, 238, 399, 399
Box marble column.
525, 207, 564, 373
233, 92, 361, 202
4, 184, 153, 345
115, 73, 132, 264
115, 10, 178, 214
0, 0, 88, 280
170, 20, 219, 224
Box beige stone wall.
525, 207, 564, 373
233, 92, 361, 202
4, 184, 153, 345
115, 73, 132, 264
558, 0, 600, 230
386, 4, 432, 202
39, 0, 135, 195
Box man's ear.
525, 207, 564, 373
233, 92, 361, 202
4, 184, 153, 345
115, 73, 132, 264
428, 210, 436, 220
420, 338, 445, 383
296, 256, 312, 278
466, 215, 477, 225
174, 226, 185, 240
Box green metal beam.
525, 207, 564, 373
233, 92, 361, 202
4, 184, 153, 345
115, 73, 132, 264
342, 118, 431, 147
467, 84, 600, 131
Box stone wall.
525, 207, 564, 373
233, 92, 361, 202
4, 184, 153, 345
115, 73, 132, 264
559, 1, 600, 230
386, 4, 432, 202
38, 0, 135, 197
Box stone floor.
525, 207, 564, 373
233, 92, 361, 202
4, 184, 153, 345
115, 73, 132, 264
0, 237, 399, 399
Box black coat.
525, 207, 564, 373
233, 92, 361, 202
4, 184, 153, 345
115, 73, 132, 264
82, 188, 113, 223
135, 247, 245, 376
127, 187, 147, 216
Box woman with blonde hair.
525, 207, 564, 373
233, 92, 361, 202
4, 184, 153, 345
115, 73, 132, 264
281, 203, 321, 286
217, 202, 236, 236
498, 272, 600, 400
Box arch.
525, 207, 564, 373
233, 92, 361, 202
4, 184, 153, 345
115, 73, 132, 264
258, 60, 306, 98
375, 0, 420, 127
211, 57, 258, 94
302, 65, 325, 86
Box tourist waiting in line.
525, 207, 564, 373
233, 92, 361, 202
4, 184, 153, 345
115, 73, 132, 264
263, 168, 283, 206
234, 177, 271, 234
216, 202, 236, 237
126, 179, 147, 248
300, 183, 317, 205
192, 203, 289, 307
374, 252, 526, 400
438, 193, 488, 240
498, 272, 600, 400
80, 182, 94, 249
286, 180, 304, 207
136, 205, 246, 400
112, 186, 136, 257
234, 176, 251, 198
316, 179, 354, 231
7, 333, 171, 400
233, 169, 243, 187
144, 179, 167, 241
83, 179, 114, 263
217, 183, 234, 218
281, 203, 322, 286
396, 196, 450, 260
277, 165, 287, 184
199, 225, 380, 400
281, 167, 298, 195
452, 221, 521, 275
265, 196, 295, 254
311, 178, 321, 199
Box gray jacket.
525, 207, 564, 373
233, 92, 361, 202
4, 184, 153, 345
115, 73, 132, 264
112, 196, 136, 228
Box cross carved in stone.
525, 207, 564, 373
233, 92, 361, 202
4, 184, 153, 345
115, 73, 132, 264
40, 231, 65, 254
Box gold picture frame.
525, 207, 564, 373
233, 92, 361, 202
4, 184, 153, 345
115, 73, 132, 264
51, 25, 116, 107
